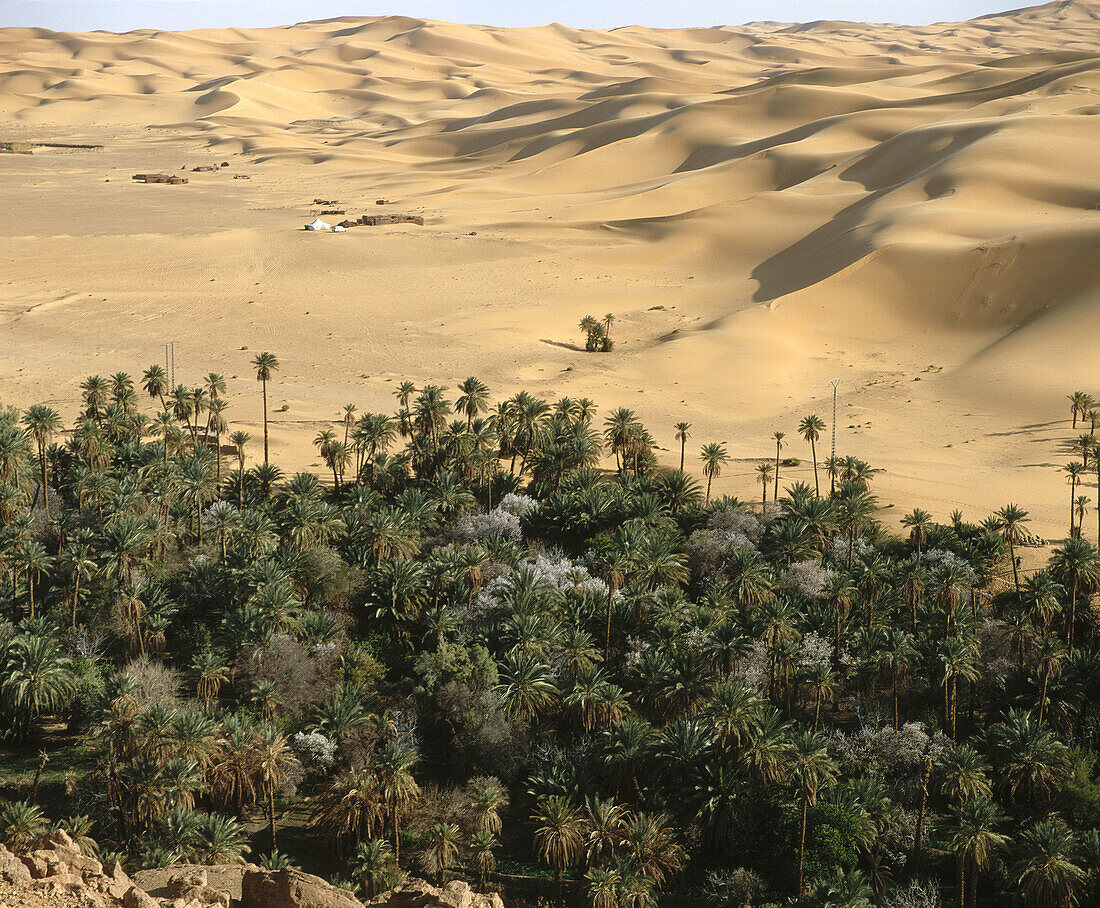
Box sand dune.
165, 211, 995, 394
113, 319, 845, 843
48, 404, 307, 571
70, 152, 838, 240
1, 0, 1099, 537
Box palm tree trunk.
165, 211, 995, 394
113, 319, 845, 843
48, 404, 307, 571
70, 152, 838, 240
1070, 575, 1079, 652
1070, 479, 1077, 537
956, 853, 965, 908
951, 677, 958, 736
914, 755, 931, 866
810, 438, 819, 497
1039, 664, 1050, 724
72, 574, 80, 629
774, 445, 781, 502
393, 807, 401, 865
967, 861, 978, 908
797, 793, 809, 895
262, 378, 269, 464
706, 474, 713, 506
1009, 538, 1019, 595
605, 588, 614, 662
268, 785, 277, 851
679, 439, 685, 473
39, 447, 49, 517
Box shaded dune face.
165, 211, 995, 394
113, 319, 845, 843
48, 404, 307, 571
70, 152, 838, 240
1, 1, 1100, 530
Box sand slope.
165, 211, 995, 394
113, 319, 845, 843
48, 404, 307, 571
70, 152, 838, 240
1, 0, 1099, 536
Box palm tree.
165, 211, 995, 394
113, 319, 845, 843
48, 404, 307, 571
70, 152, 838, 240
901, 508, 933, 561
585, 866, 622, 908
192, 650, 229, 705
455, 377, 490, 430
142, 365, 169, 410
674, 422, 691, 472
1014, 820, 1084, 908
1024, 570, 1065, 640
591, 546, 628, 661
876, 628, 916, 730
230, 430, 251, 507
1075, 495, 1091, 540
63, 539, 97, 629
798, 414, 825, 497
951, 798, 1008, 908
938, 743, 992, 816
757, 461, 774, 507
468, 778, 508, 837
3, 632, 74, 738
316, 768, 382, 853
772, 431, 785, 502
351, 839, 396, 899
814, 868, 873, 908
469, 831, 498, 893
195, 814, 250, 864
1068, 391, 1094, 430
790, 729, 838, 895
1033, 635, 1065, 725
22, 405, 61, 515
207, 398, 229, 480
533, 795, 585, 894
1050, 537, 1100, 652
254, 725, 300, 853
17, 541, 51, 619
80, 375, 108, 417
375, 737, 420, 865
996, 504, 1030, 596
699, 443, 729, 506
987, 709, 1068, 806
1065, 462, 1085, 536
939, 635, 980, 737
0, 801, 48, 848
252, 352, 279, 464
497, 650, 560, 721
421, 822, 462, 884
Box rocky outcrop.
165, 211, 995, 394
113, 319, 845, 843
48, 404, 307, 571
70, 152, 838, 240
133, 866, 250, 907
364, 880, 504, 908
0, 836, 226, 908
0, 834, 124, 908
1, 839, 505, 908
0, 843, 33, 887
241, 867, 362, 908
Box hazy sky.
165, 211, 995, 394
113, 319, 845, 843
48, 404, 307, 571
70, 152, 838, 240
2, 1, 1023, 32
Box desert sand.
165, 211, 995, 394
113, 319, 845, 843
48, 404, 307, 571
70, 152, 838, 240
1, 0, 1099, 539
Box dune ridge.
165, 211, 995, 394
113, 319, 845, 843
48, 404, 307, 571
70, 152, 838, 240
1, 0, 1099, 534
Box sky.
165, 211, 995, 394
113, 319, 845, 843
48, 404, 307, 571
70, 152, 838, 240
1, 0, 1025, 32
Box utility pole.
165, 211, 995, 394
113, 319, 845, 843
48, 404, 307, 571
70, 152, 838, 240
829, 378, 841, 494
163, 341, 176, 387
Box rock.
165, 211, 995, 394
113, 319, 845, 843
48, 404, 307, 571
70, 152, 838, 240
242, 867, 363, 908
168, 871, 208, 895
20, 851, 52, 879
104, 861, 134, 900
22, 843, 102, 881
125, 885, 162, 908
364, 879, 503, 908
47, 831, 78, 851
0, 844, 32, 886
174, 884, 230, 908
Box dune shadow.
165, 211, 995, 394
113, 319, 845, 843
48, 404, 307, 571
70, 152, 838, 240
540, 338, 584, 351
